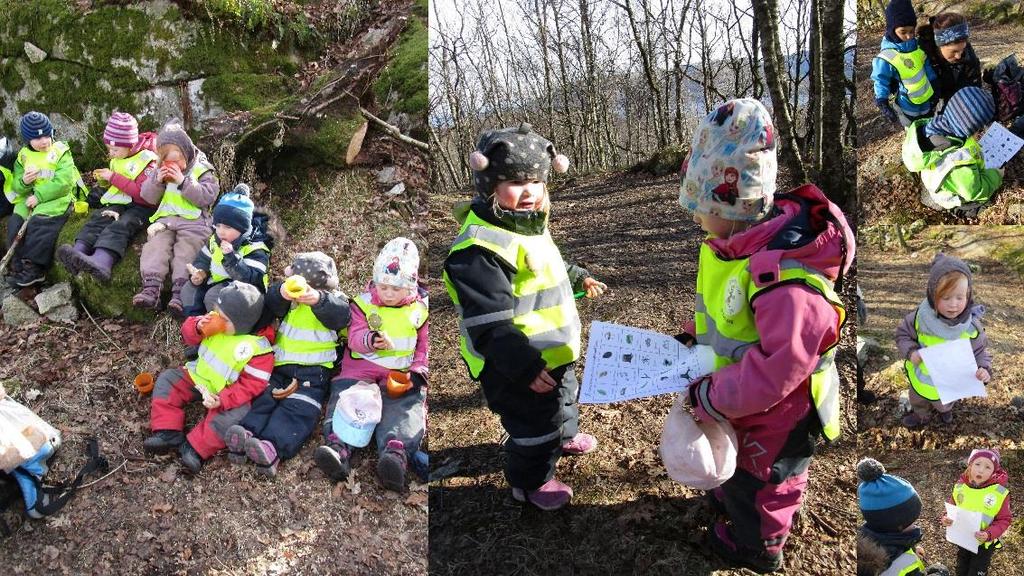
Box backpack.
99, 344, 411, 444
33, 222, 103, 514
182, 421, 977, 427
986, 54, 1024, 122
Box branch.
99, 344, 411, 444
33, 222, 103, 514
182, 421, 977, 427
358, 106, 429, 151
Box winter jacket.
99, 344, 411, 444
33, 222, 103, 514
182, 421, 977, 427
859, 526, 926, 576
340, 283, 429, 382
947, 465, 1012, 543
902, 118, 1001, 208
139, 153, 219, 229
192, 211, 277, 290
180, 315, 274, 410
10, 143, 78, 218
96, 134, 159, 208
873, 37, 939, 117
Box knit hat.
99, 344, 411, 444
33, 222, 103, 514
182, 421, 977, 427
286, 251, 339, 290
968, 448, 1000, 469
20, 112, 53, 143
213, 183, 255, 235
469, 123, 569, 198
679, 98, 778, 222
332, 381, 382, 448
857, 457, 922, 532
156, 120, 197, 167
926, 252, 974, 323
214, 281, 264, 335
925, 86, 994, 139
373, 237, 419, 291
885, 0, 917, 42
103, 112, 139, 148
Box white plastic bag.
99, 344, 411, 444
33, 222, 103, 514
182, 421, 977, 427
0, 390, 61, 473
659, 393, 737, 490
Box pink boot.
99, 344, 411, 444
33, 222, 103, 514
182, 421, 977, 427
132, 277, 162, 309
511, 477, 573, 511
561, 432, 598, 455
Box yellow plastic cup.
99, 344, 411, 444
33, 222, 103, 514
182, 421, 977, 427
74, 200, 89, 214
284, 275, 308, 298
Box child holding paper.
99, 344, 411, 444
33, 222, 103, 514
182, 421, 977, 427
896, 253, 990, 428
677, 98, 854, 572
940, 449, 1011, 576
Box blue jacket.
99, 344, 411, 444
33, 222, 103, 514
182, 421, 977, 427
872, 37, 938, 118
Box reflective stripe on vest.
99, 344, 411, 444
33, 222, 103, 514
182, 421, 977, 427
952, 482, 1009, 549
0, 165, 14, 204
149, 162, 212, 222
205, 237, 269, 287
920, 137, 983, 196
349, 292, 427, 370
18, 142, 88, 200
880, 548, 927, 576
905, 312, 978, 401
101, 149, 157, 205
185, 333, 272, 394
444, 210, 581, 379
273, 303, 339, 368
694, 243, 846, 441
878, 48, 935, 104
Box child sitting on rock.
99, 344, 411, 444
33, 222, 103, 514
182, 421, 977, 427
133, 120, 219, 315
143, 281, 274, 474
940, 449, 1012, 575
224, 252, 350, 476
57, 112, 159, 282
315, 238, 428, 491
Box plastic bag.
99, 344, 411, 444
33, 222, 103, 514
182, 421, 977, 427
659, 394, 737, 490
0, 393, 61, 473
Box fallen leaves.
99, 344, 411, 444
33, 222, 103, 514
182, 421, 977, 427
151, 502, 173, 515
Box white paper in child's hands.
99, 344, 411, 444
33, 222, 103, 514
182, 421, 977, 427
580, 321, 715, 403
979, 122, 1024, 169
918, 338, 986, 404
945, 502, 982, 553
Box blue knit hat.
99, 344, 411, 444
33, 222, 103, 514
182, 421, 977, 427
885, 0, 917, 43
858, 458, 922, 532
926, 86, 995, 139
213, 183, 255, 235
20, 112, 53, 143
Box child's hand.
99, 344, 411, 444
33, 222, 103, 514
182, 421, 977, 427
529, 369, 558, 394
975, 530, 990, 542
202, 393, 221, 410
940, 515, 953, 527
25, 195, 38, 210
371, 331, 394, 350
997, 167, 1007, 177
22, 167, 39, 185
976, 367, 991, 383
909, 350, 922, 365
94, 168, 113, 181
100, 209, 120, 221
161, 165, 184, 185
294, 289, 321, 306
582, 277, 607, 299
188, 264, 207, 286
220, 240, 233, 255
674, 333, 696, 348
147, 222, 166, 238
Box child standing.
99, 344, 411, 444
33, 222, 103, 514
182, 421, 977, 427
873, 0, 938, 127
224, 252, 350, 476
678, 99, 853, 572
941, 449, 1012, 576
134, 120, 219, 315
858, 458, 932, 576
895, 253, 990, 427
442, 125, 607, 510
316, 238, 429, 491
902, 86, 1002, 213
918, 13, 982, 108
57, 112, 158, 282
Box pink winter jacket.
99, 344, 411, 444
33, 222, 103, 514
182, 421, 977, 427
338, 284, 429, 384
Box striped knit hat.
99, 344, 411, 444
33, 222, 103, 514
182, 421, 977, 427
926, 86, 995, 139
212, 183, 255, 235
20, 111, 53, 143
103, 112, 139, 148
857, 458, 922, 532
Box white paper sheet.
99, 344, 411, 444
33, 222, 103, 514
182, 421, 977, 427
580, 321, 715, 404
945, 502, 982, 553
979, 122, 1024, 169
917, 338, 986, 404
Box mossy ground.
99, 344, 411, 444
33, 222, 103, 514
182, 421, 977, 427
372, 15, 427, 121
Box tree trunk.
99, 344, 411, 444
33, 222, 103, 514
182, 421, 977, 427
818, 0, 849, 206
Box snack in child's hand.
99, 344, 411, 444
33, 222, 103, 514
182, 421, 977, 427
272, 377, 300, 400
283, 275, 308, 299
386, 370, 413, 398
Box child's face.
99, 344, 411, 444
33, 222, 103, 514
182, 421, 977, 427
693, 211, 749, 239
969, 457, 995, 485
159, 147, 188, 172
215, 223, 242, 243
936, 275, 969, 319
894, 25, 916, 42
213, 306, 236, 335
494, 180, 547, 211
376, 283, 413, 306
939, 41, 967, 64
29, 136, 51, 152
106, 144, 131, 159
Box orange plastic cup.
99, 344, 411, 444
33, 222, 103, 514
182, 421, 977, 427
386, 371, 413, 399
134, 372, 155, 395
200, 312, 227, 336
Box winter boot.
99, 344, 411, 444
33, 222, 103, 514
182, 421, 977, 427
78, 248, 117, 283
143, 430, 185, 454
178, 441, 204, 474
4, 258, 22, 287
561, 432, 598, 455
377, 439, 407, 491
245, 436, 279, 477
132, 277, 162, 309
708, 521, 783, 574
511, 477, 573, 511
14, 260, 45, 288
56, 244, 84, 275
314, 443, 352, 481
166, 278, 188, 318
224, 425, 252, 465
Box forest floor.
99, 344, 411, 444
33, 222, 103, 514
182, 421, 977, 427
427, 172, 859, 575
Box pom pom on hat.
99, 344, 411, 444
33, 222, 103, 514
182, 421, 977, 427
857, 457, 922, 532
468, 151, 490, 171
552, 154, 570, 174
20, 111, 53, 143
857, 458, 886, 483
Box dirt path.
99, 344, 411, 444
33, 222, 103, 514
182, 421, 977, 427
427, 173, 858, 575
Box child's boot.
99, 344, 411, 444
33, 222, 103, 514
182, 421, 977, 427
4, 258, 22, 287
143, 430, 185, 454
561, 432, 598, 455
56, 244, 84, 275
314, 442, 352, 481
166, 278, 187, 318
77, 248, 117, 283
708, 521, 783, 574
223, 424, 251, 465
377, 439, 407, 491
178, 440, 204, 474
132, 277, 162, 309
245, 436, 279, 477
901, 412, 930, 428
511, 477, 573, 511
14, 260, 44, 288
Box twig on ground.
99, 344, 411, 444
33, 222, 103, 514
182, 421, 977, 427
79, 459, 127, 489
81, 303, 144, 372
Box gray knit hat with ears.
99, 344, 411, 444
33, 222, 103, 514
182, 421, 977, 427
469, 123, 570, 198
286, 251, 339, 291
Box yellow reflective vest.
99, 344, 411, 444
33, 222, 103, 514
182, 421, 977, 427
205, 236, 269, 288
185, 333, 273, 395
274, 303, 340, 368
879, 548, 926, 576
350, 292, 427, 371
101, 149, 158, 205
952, 481, 1009, 550
905, 312, 978, 402
878, 48, 935, 105
16, 142, 87, 217
149, 162, 213, 222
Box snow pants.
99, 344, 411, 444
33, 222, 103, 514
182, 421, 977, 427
149, 367, 251, 460
76, 203, 155, 258
323, 376, 426, 459
240, 364, 330, 461
139, 217, 210, 288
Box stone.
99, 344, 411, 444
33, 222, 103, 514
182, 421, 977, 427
856, 336, 878, 368
385, 183, 406, 197
377, 166, 400, 186
3, 295, 39, 327
23, 42, 47, 64
35, 282, 73, 315
44, 304, 79, 324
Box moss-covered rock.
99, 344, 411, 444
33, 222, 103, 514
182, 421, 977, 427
372, 16, 427, 123
634, 145, 688, 176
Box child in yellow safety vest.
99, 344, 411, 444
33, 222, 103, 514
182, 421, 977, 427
315, 237, 429, 491
940, 449, 1012, 575
895, 253, 990, 428
872, 0, 938, 127
57, 112, 159, 283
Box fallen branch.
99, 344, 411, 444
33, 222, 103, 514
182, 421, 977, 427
359, 106, 428, 151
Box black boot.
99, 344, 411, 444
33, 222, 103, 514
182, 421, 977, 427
179, 441, 204, 474
143, 430, 185, 454
314, 443, 351, 481
14, 260, 44, 288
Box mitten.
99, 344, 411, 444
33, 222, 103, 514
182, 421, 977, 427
875, 98, 899, 124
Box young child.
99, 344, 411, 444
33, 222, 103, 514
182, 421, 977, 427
873, 0, 938, 127
0, 137, 18, 220
895, 253, 990, 427
940, 449, 1012, 575
858, 458, 932, 576
134, 120, 219, 315
902, 86, 1002, 213
7, 112, 86, 288
57, 112, 158, 282
316, 237, 429, 491
142, 281, 273, 473
181, 183, 275, 317
442, 125, 607, 510
677, 99, 853, 572
224, 252, 350, 476
918, 13, 981, 108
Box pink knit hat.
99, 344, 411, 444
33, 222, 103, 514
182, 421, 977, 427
103, 112, 139, 148
968, 449, 1000, 469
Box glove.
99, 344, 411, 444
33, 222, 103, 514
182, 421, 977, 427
410, 371, 428, 390
875, 98, 899, 124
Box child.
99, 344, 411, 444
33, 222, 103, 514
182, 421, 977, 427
181, 183, 275, 316
133, 120, 219, 315
224, 252, 350, 476
858, 458, 932, 576
902, 86, 1002, 213
677, 99, 853, 572
873, 0, 938, 127
57, 112, 158, 282
442, 125, 607, 510
918, 13, 982, 108
316, 237, 429, 491
142, 281, 273, 474
7, 112, 86, 288
895, 253, 990, 427
940, 449, 1012, 576
0, 137, 17, 220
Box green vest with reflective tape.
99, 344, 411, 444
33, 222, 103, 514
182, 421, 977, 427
149, 162, 212, 222
17, 142, 86, 214
101, 149, 157, 205
350, 292, 427, 370
694, 242, 846, 441
274, 303, 339, 368
185, 333, 272, 395
904, 312, 978, 402
0, 165, 14, 204
206, 236, 269, 288
920, 137, 984, 199
444, 210, 581, 379
878, 47, 935, 105
952, 482, 1009, 549
880, 548, 926, 576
